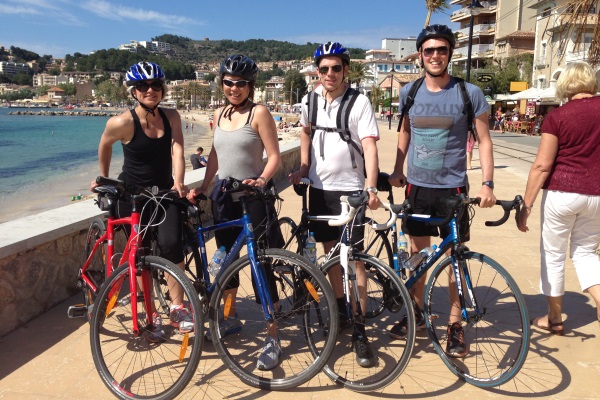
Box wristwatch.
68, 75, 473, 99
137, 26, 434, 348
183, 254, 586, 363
365, 187, 378, 194
482, 181, 495, 189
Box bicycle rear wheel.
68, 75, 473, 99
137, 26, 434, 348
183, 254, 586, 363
90, 256, 203, 400
209, 248, 338, 390
320, 253, 415, 392
82, 218, 107, 322
278, 217, 301, 253
424, 251, 530, 387
363, 224, 394, 319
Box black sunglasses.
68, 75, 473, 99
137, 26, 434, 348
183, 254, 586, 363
223, 79, 250, 88
318, 65, 343, 74
134, 80, 163, 92
422, 46, 449, 57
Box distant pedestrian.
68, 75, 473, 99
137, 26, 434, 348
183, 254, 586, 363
190, 146, 207, 169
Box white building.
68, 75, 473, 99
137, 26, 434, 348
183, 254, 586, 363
0, 61, 30, 76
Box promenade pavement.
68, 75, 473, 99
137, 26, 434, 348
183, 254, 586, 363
1, 121, 598, 399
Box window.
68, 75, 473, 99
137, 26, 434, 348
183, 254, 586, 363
542, 7, 551, 17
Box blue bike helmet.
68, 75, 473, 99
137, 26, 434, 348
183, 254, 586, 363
314, 42, 350, 66
219, 55, 258, 81
125, 62, 165, 86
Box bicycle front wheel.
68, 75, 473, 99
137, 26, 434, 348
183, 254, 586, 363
425, 251, 530, 387
209, 248, 338, 390
320, 253, 415, 392
90, 256, 203, 400
278, 217, 301, 253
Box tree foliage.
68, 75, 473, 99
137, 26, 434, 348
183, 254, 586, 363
284, 70, 308, 104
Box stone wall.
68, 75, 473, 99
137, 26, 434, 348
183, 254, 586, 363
0, 142, 300, 337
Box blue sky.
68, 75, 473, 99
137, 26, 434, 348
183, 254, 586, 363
0, 0, 455, 58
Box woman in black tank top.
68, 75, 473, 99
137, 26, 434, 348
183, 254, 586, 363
91, 62, 193, 340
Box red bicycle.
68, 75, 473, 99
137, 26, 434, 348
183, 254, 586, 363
69, 176, 202, 400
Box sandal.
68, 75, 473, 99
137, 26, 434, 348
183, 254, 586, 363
390, 312, 426, 340
531, 316, 564, 336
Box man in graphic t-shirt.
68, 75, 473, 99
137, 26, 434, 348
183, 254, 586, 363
388, 24, 496, 357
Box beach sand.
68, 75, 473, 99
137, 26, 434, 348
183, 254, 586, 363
0, 108, 302, 224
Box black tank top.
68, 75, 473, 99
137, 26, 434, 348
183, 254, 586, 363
119, 108, 174, 189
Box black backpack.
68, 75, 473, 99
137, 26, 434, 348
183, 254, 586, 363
396, 76, 477, 141
306, 87, 364, 169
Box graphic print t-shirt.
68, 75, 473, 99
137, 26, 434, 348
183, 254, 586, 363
401, 78, 488, 188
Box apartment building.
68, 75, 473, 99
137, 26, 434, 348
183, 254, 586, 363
450, 1, 535, 75
32, 73, 68, 87
0, 61, 30, 76
529, 0, 599, 90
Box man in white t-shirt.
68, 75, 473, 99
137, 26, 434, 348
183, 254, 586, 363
289, 41, 381, 368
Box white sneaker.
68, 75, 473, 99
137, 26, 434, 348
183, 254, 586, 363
148, 312, 165, 343
170, 305, 194, 333
256, 336, 282, 371
205, 314, 242, 342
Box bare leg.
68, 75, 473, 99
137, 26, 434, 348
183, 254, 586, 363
586, 284, 600, 322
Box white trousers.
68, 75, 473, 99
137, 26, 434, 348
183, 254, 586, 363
540, 190, 600, 296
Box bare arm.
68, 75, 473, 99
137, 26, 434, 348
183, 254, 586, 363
288, 126, 312, 184
389, 116, 410, 187
250, 105, 281, 186
517, 133, 558, 232
92, 113, 131, 191
166, 109, 187, 197
362, 136, 381, 210
472, 112, 496, 207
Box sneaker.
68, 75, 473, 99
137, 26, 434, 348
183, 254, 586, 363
390, 312, 426, 340
352, 334, 376, 368
205, 314, 243, 342
256, 336, 282, 371
446, 322, 469, 357
170, 305, 194, 334
148, 312, 165, 343
339, 316, 354, 332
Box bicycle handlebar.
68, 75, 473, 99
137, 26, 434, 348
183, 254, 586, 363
373, 194, 524, 230
328, 192, 370, 227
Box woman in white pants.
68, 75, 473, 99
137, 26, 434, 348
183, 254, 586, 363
518, 61, 600, 335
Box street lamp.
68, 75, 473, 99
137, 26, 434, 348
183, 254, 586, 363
388, 61, 395, 129
465, 0, 484, 83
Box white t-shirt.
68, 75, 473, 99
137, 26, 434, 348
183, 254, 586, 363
300, 85, 379, 191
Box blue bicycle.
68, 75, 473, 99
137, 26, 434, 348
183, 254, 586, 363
154, 177, 338, 390
364, 190, 530, 387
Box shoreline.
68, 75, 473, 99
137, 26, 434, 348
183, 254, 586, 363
0, 108, 301, 224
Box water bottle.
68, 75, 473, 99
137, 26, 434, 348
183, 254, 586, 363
208, 246, 227, 276
397, 231, 409, 267
406, 244, 437, 271
304, 232, 317, 264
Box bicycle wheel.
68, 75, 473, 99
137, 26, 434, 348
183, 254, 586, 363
209, 248, 338, 390
424, 251, 530, 387
278, 217, 300, 253
82, 218, 107, 322
90, 256, 203, 400
320, 253, 415, 392
363, 219, 394, 268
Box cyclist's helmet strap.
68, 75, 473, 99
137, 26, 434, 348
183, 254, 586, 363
314, 41, 351, 66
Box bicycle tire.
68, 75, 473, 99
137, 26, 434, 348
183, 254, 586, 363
82, 218, 107, 322
319, 253, 415, 392
209, 248, 338, 390
424, 251, 530, 387
90, 256, 203, 400
278, 217, 301, 253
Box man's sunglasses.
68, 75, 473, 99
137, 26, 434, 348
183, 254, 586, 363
134, 80, 164, 92
318, 65, 343, 74
223, 79, 250, 88
422, 46, 449, 57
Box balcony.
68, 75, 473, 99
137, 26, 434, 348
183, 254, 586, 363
534, 56, 548, 69
456, 24, 496, 42
453, 43, 495, 60
548, 13, 598, 32
450, 1, 497, 22
566, 44, 592, 62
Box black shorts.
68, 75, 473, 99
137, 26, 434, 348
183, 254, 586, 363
308, 187, 365, 251
403, 184, 470, 242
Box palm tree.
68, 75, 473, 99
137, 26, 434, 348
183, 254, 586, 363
347, 61, 373, 89
424, 0, 451, 27
552, 0, 600, 67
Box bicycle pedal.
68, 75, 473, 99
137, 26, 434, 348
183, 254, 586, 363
67, 304, 88, 318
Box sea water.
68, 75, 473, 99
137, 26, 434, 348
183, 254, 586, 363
0, 107, 209, 223
0, 107, 115, 222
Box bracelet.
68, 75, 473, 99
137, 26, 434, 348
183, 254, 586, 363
524, 204, 533, 210
257, 176, 267, 183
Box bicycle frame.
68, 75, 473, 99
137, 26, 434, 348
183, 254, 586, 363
191, 197, 277, 322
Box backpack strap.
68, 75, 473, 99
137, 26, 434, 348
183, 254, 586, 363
307, 91, 319, 140
455, 77, 477, 142
396, 77, 424, 132
337, 88, 362, 169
